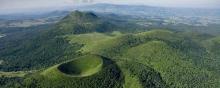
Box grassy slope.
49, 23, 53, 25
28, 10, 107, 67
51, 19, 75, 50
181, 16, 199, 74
65, 31, 160, 87
5, 30, 220, 88
21, 55, 124, 88
64, 33, 158, 88
19, 31, 169, 88
68, 30, 220, 88
42, 55, 103, 77
66, 32, 119, 53
2, 11, 220, 88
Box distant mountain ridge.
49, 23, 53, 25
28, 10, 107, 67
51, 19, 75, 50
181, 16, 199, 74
1, 3, 220, 20
0, 10, 70, 20
76, 3, 220, 17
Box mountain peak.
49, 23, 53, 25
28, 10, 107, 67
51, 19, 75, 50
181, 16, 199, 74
54, 11, 102, 34
62, 11, 98, 22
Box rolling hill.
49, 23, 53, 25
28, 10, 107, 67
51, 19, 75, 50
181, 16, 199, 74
1, 11, 220, 88
20, 55, 124, 88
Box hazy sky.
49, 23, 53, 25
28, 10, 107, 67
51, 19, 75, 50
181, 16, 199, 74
1, 0, 220, 14
97, 0, 220, 8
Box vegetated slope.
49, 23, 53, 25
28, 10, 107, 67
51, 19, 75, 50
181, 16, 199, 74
117, 59, 168, 88
61, 31, 170, 88
52, 11, 118, 35
57, 29, 220, 87
0, 11, 126, 87
42, 55, 103, 77
201, 37, 220, 73
0, 26, 82, 71
85, 30, 220, 88
0, 11, 144, 71
20, 55, 124, 88
53, 11, 145, 35
1, 11, 220, 88
0, 32, 82, 71
123, 41, 218, 88
0, 11, 109, 71
65, 32, 118, 53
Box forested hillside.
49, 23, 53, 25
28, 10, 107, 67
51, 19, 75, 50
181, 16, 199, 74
1, 11, 220, 88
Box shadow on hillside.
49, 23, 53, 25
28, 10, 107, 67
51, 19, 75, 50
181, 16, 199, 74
97, 55, 125, 88
125, 61, 169, 88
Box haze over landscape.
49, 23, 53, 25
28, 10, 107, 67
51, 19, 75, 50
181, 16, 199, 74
1, 0, 220, 14
1, 0, 220, 88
